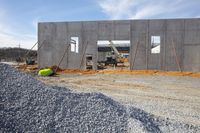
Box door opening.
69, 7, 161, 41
86, 54, 93, 70
97, 40, 130, 70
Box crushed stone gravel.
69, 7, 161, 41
0, 63, 199, 133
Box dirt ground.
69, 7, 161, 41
37, 73, 200, 126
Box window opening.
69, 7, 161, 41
70, 37, 79, 53
151, 36, 160, 54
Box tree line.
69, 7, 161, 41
0, 48, 37, 62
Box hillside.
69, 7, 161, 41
0, 48, 37, 62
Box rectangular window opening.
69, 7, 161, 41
70, 37, 79, 53
151, 36, 160, 54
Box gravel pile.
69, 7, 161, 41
0, 63, 199, 133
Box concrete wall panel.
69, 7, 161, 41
184, 19, 200, 45
165, 20, 184, 71
38, 23, 57, 68
67, 22, 83, 69
183, 45, 200, 71
148, 20, 165, 70
130, 20, 148, 70
82, 22, 98, 69
52, 23, 68, 68
98, 21, 114, 40
114, 20, 130, 40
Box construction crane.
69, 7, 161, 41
108, 40, 123, 58
104, 40, 125, 66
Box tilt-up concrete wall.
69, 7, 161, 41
38, 20, 130, 70
38, 18, 200, 72
130, 19, 200, 71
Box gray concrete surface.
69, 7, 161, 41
38, 18, 200, 71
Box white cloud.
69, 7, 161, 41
97, 0, 200, 19
0, 9, 37, 49
0, 23, 37, 49
97, 0, 136, 19
0, 30, 36, 50
130, 5, 163, 19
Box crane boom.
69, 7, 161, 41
108, 40, 122, 57
102, 40, 125, 66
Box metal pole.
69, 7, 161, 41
79, 41, 89, 69
132, 41, 139, 69
172, 39, 182, 72
55, 44, 70, 73
25, 42, 38, 57
37, 41, 45, 51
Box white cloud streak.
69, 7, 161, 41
97, 0, 135, 19
0, 24, 37, 49
0, 9, 37, 49
97, 0, 200, 19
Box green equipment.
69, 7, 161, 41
38, 68, 54, 76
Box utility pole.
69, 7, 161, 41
18, 43, 21, 62
18, 43, 21, 54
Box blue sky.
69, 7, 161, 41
0, 0, 200, 49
